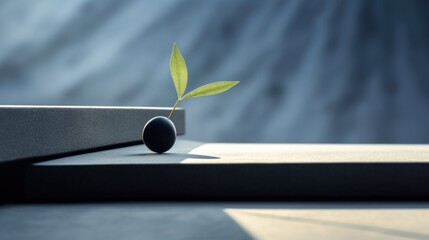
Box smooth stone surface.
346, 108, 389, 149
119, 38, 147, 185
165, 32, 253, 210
142, 116, 176, 153
26, 141, 429, 201
1, 202, 429, 240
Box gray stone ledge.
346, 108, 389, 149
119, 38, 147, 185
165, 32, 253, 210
0, 105, 185, 163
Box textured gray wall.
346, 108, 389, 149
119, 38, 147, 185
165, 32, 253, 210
1, 0, 428, 143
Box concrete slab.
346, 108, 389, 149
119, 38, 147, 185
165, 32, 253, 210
0, 105, 185, 163
26, 141, 429, 201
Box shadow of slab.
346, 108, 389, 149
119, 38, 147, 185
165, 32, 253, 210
0, 203, 252, 240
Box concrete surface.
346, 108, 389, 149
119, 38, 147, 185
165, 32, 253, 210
36, 141, 429, 165
26, 140, 429, 201
1, 202, 429, 240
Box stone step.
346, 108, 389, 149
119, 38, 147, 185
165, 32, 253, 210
0, 105, 185, 163
26, 140, 429, 201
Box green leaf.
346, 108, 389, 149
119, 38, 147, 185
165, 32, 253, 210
170, 43, 188, 99
182, 81, 239, 99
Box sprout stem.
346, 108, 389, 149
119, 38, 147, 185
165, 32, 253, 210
168, 99, 180, 119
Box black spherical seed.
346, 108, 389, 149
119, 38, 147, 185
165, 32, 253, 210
142, 116, 176, 153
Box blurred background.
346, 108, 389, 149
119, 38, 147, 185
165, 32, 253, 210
0, 0, 428, 143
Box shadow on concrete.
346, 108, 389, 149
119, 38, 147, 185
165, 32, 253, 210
0, 203, 252, 240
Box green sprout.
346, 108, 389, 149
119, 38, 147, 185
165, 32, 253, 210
167, 43, 239, 119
